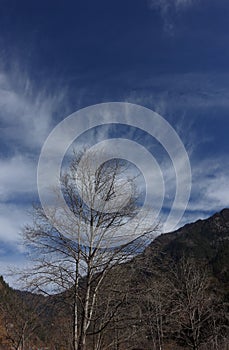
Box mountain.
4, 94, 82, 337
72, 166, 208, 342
143, 208, 229, 288
0, 208, 228, 349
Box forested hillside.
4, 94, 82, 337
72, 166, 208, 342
0, 209, 228, 350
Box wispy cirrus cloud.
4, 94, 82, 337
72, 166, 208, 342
148, 0, 199, 33
0, 70, 66, 151
0, 203, 29, 243
125, 72, 229, 113
160, 155, 229, 232
187, 158, 229, 214
0, 155, 37, 202
0, 64, 67, 250
149, 0, 195, 11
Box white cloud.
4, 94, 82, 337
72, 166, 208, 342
0, 64, 227, 260
0, 204, 30, 287
162, 170, 229, 232
149, 153, 229, 232
0, 203, 30, 242
0, 65, 66, 247
0, 69, 66, 150
0, 63, 99, 259
0, 258, 29, 288
0, 155, 37, 201
187, 159, 229, 213
126, 72, 229, 112
149, 0, 196, 12
148, 0, 199, 33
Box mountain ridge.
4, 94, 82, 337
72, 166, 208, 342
0, 208, 228, 349
142, 208, 229, 286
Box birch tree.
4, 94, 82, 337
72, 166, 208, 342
22, 151, 157, 350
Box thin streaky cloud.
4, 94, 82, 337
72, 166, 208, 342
0, 203, 30, 242
148, 0, 199, 33
0, 68, 66, 151
149, 0, 197, 12
0, 155, 37, 201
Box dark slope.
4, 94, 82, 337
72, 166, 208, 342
0, 209, 228, 349
141, 208, 229, 284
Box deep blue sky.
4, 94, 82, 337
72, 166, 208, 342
0, 0, 228, 285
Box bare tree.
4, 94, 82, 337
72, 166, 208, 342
0, 288, 43, 350
22, 151, 157, 350
120, 256, 229, 350
167, 257, 214, 350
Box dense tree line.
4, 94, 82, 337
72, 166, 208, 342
0, 255, 228, 350
0, 151, 228, 350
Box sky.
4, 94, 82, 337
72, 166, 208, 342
0, 0, 229, 285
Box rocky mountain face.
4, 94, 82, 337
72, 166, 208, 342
144, 208, 229, 272
0, 209, 228, 349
